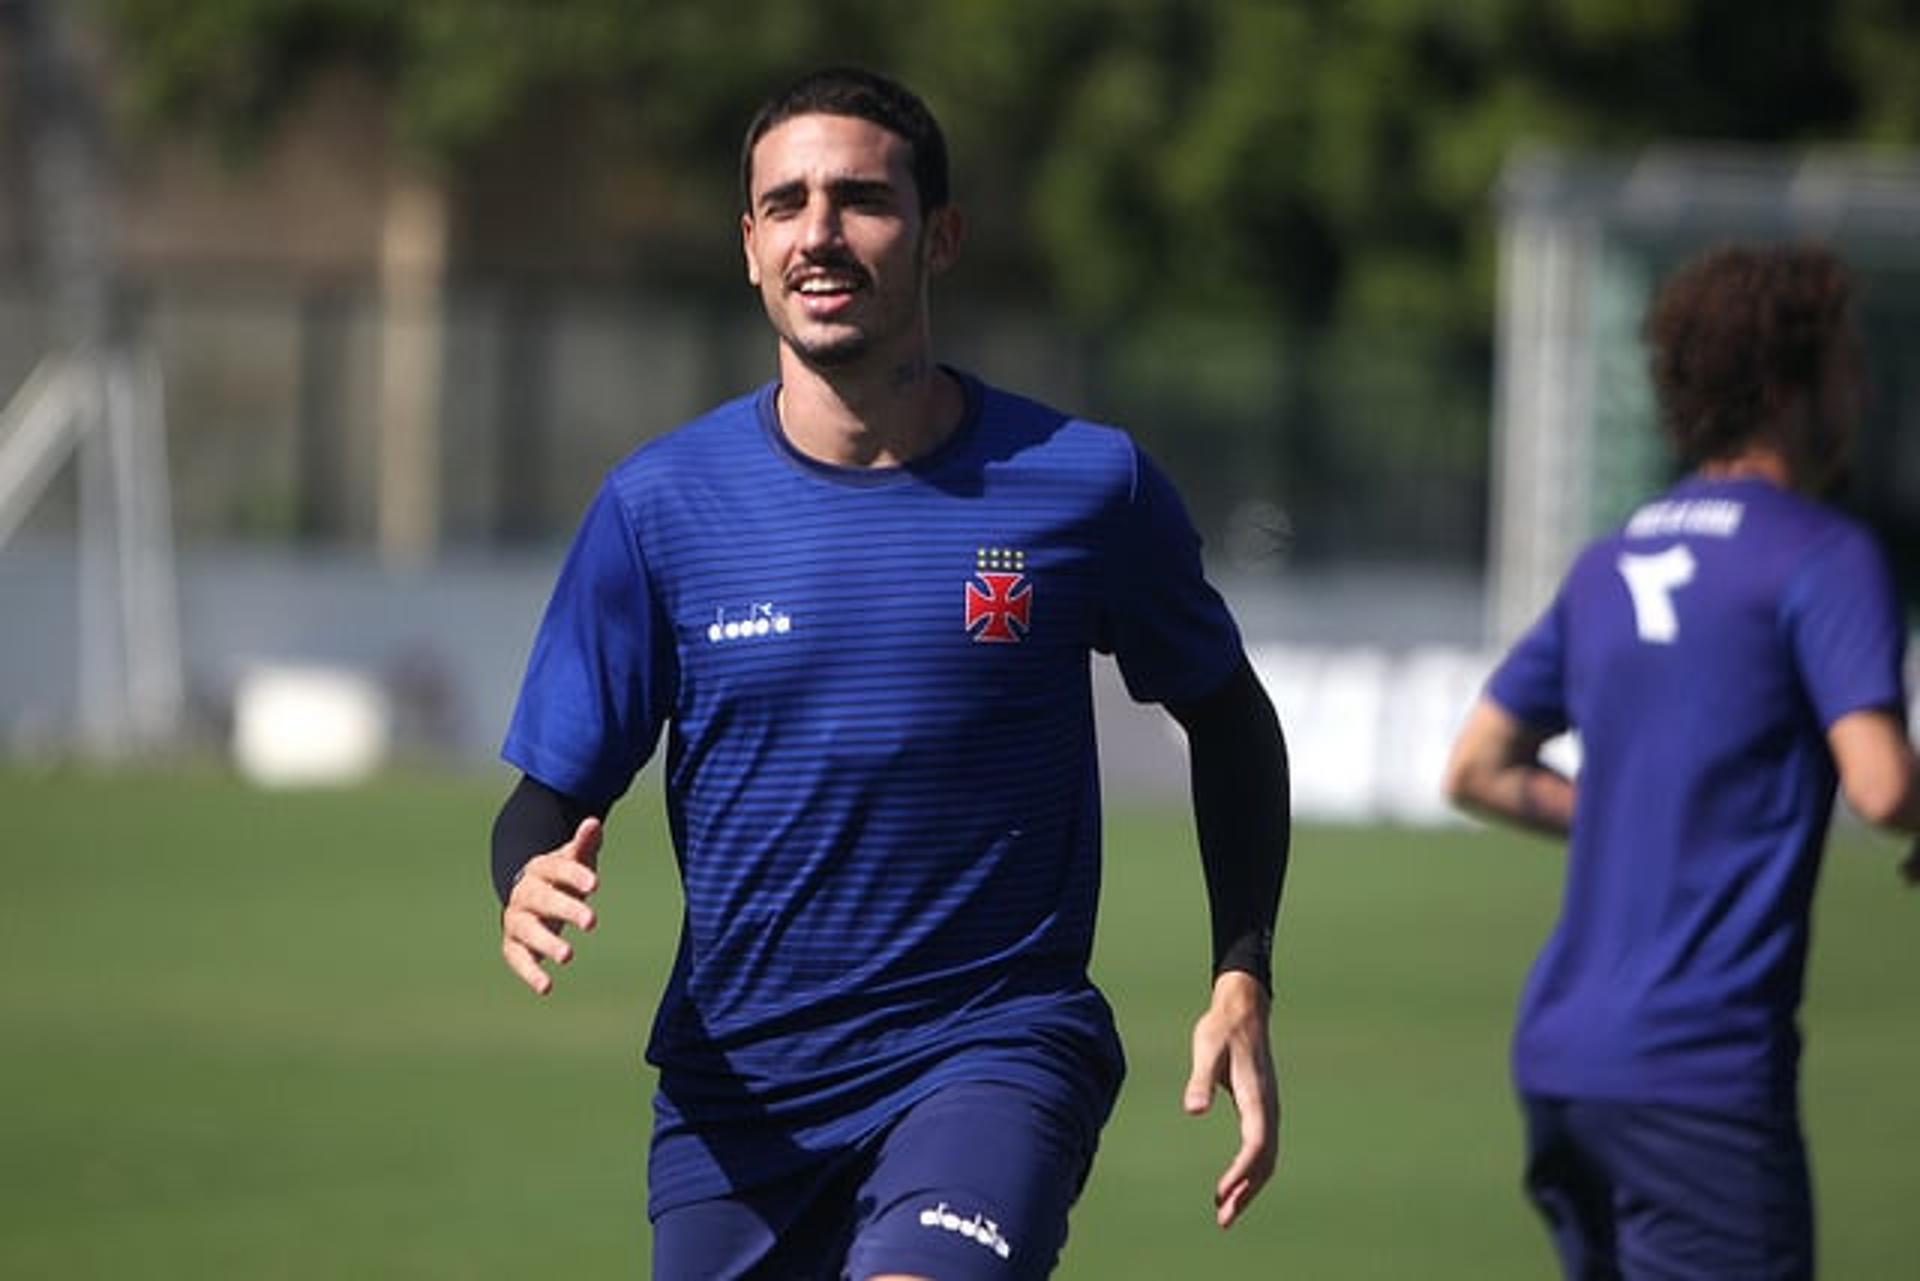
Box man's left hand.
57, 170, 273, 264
1182, 969, 1280, 1229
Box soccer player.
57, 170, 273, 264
1446, 243, 1920, 1280
490, 67, 1291, 1280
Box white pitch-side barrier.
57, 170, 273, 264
1244, 643, 1496, 825
232, 664, 392, 788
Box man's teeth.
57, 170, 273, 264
798, 278, 856, 294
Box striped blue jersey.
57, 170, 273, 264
503, 371, 1243, 1214
1488, 475, 1907, 1114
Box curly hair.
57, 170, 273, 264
1641, 244, 1855, 469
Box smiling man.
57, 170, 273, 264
491, 67, 1292, 1281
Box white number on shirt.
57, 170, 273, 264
1616, 545, 1697, 644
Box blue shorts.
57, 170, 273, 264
1521, 1093, 1813, 1281
651, 1080, 1099, 1281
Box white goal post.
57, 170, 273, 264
2, 0, 183, 757
1489, 146, 1920, 645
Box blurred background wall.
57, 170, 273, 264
2, 0, 1918, 812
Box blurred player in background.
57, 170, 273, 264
489, 67, 1291, 1280
1447, 243, 1920, 1279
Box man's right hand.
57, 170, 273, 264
500, 817, 603, 995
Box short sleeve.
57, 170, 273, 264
1097, 444, 1243, 706
1784, 526, 1908, 730
1487, 595, 1571, 734
502, 482, 675, 809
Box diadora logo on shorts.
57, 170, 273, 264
705, 601, 792, 644
916, 1201, 1013, 1260
965, 546, 1032, 644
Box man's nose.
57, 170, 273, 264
798, 196, 843, 252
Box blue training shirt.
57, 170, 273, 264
1488, 475, 1908, 1115
504, 371, 1243, 1215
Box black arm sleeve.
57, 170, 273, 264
490, 774, 603, 905
1166, 655, 1291, 993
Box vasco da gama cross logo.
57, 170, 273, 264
965, 546, 1032, 643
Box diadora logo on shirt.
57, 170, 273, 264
705, 602, 792, 644
966, 546, 1032, 644
916, 1201, 1013, 1260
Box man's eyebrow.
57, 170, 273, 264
755, 176, 897, 212
756, 179, 808, 210
827, 177, 895, 201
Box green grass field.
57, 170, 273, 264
1, 766, 1914, 1278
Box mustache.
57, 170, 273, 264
785, 253, 871, 291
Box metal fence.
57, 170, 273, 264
0, 270, 1493, 571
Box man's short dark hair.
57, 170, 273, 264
1642, 243, 1855, 468
739, 67, 950, 215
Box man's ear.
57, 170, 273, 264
742, 212, 761, 287
923, 205, 965, 276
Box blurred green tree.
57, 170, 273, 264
84, 0, 1920, 561
91, 0, 1916, 330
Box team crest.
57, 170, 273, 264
966, 546, 1032, 643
